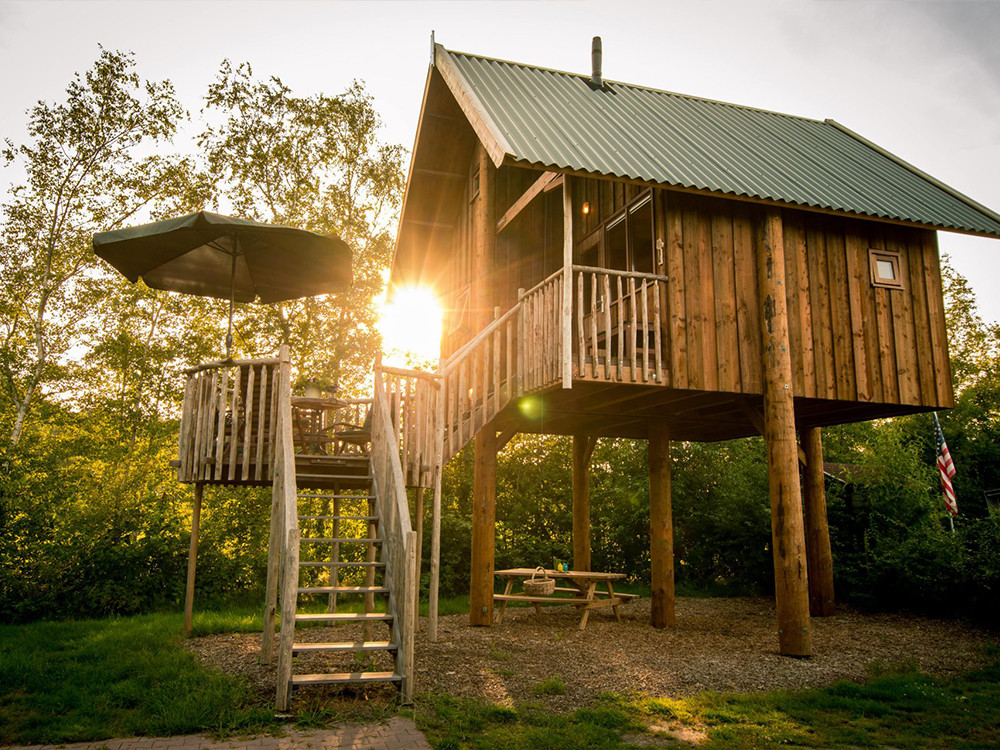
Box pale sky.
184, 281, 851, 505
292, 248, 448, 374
2, 0, 999, 324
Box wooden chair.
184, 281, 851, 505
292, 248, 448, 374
330, 407, 372, 455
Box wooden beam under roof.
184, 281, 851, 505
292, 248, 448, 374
496, 170, 560, 233
413, 167, 467, 179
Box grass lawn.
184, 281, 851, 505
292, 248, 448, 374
414, 652, 1000, 749
2, 606, 998, 748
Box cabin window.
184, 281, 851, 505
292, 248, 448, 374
604, 193, 655, 275
469, 168, 480, 202
576, 231, 601, 311
869, 248, 903, 290
449, 286, 470, 334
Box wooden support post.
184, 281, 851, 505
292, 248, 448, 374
414, 487, 425, 582
572, 435, 596, 571
470, 429, 497, 626
183, 483, 203, 638
273, 345, 299, 711
802, 426, 835, 616
649, 423, 675, 628
401, 530, 418, 704
260, 476, 282, 663
429, 356, 445, 642
756, 209, 812, 657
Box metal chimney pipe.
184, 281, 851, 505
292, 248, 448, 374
591, 36, 603, 88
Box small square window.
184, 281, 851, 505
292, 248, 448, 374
469, 169, 480, 202
869, 249, 903, 290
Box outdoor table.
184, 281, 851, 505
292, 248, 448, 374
291, 396, 347, 454
493, 568, 638, 630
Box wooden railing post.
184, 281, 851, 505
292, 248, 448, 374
401, 529, 417, 703
562, 179, 573, 389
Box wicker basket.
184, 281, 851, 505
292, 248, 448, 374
523, 566, 555, 596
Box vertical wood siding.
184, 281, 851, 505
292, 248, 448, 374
452, 169, 954, 411
566, 176, 953, 408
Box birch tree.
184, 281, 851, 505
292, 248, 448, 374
0, 48, 197, 450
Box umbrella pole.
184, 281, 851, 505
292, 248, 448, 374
226, 250, 236, 360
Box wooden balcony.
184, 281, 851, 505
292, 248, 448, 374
175, 357, 374, 490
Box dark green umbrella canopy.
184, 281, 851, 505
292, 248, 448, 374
93, 211, 352, 304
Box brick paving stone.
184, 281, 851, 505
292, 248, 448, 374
6, 720, 430, 750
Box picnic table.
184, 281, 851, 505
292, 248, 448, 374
493, 568, 638, 630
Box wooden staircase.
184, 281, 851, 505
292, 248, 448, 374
284, 484, 403, 693
267, 352, 418, 711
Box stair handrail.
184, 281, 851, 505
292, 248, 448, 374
440, 267, 562, 376
370, 368, 418, 703
271, 345, 299, 710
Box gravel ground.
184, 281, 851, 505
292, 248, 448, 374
184, 597, 995, 710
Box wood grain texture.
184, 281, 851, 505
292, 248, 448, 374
732, 205, 761, 394
572, 435, 596, 571
470, 430, 497, 626
665, 192, 689, 389
756, 209, 812, 657
712, 212, 739, 392
802, 426, 835, 617
649, 422, 675, 628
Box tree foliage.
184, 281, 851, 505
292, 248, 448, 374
198, 61, 405, 394
0, 48, 205, 450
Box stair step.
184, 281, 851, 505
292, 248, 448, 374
297, 494, 375, 500
298, 515, 378, 522
300, 561, 385, 568
295, 612, 393, 623
301, 537, 382, 544
296, 474, 373, 482
291, 671, 401, 686
292, 640, 396, 653
298, 585, 390, 594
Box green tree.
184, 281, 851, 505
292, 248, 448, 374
0, 47, 198, 450
197, 61, 405, 394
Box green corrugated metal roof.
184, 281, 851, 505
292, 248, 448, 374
437, 44, 1000, 238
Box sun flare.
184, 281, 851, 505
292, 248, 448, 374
378, 285, 442, 367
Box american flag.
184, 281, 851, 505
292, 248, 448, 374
933, 413, 957, 516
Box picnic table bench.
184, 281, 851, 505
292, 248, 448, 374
493, 568, 638, 630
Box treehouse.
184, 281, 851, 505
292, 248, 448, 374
389, 39, 1000, 655
173, 38, 1000, 711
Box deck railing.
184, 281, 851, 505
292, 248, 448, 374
177, 357, 281, 484
370, 369, 418, 702
573, 265, 666, 384
519, 269, 565, 394
378, 364, 439, 487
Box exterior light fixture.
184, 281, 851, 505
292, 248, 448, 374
582, 201, 590, 215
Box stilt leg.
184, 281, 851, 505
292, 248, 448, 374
183, 483, 203, 638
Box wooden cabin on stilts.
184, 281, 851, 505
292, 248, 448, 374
385, 37, 1000, 655
170, 36, 1000, 710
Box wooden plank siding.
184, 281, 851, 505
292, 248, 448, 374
566, 177, 952, 408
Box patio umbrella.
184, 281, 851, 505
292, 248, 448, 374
93, 210, 352, 357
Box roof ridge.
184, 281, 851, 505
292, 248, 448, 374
441, 45, 827, 127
